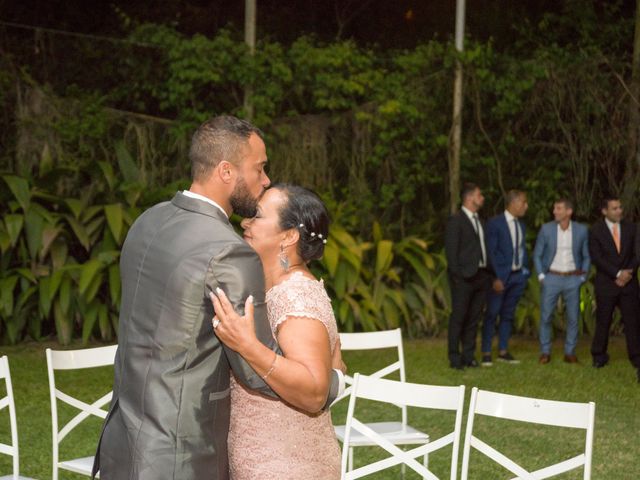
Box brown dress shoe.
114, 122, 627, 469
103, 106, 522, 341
564, 354, 579, 363
539, 354, 551, 364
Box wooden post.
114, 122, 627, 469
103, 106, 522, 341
244, 0, 256, 120
449, 0, 466, 214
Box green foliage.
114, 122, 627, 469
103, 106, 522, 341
0, 141, 145, 345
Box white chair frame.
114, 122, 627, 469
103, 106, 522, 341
0, 355, 36, 479
333, 329, 431, 475
341, 374, 465, 480
461, 387, 596, 480
46, 345, 117, 480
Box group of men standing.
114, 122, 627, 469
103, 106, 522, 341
445, 184, 640, 383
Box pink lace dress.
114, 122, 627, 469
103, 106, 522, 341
227, 272, 341, 480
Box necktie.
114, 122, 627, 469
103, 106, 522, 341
473, 214, 485, 266
514, 219, 520, 268
612, 223, 621, 253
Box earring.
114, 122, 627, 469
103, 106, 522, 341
278, 245, 289, 272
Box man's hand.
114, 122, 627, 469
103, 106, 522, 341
616, 269, 633, 287
492, 279, 505, 293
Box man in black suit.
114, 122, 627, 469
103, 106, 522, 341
589, 196, 640, 382
444, 183, 492, 369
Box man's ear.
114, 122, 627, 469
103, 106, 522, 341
282, 228, 300, 250
218, 161, 234, 184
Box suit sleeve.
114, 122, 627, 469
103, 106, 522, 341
207, 243, 279, 397
533, 227, 546, 275
444, 216, 463, 277
486, 220, 506, 282
580, 225, 591, 272
589, 226, 619, 280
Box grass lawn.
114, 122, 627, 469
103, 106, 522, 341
1, 335, 639, 479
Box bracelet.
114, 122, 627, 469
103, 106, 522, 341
262, 352, 278, 380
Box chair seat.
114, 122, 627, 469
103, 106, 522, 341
335, 421, 430, 446
0, 475, 38, 480
59, 455, 97, 477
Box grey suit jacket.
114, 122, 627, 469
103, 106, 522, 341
93, 192, 286, 479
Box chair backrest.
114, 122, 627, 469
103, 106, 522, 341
341, 373, 466, 480
46, 345, 117, 480
461, 387, 596, 480
334, 329, 405, 412
0, 355, 20, 477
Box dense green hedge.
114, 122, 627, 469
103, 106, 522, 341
0, 1, 633, 343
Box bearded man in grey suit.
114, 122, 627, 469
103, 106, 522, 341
93, 116, 343, 479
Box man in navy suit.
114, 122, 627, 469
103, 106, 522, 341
481, 190, 530, 366
533, 199, 590, 364
589, 196, 640, 383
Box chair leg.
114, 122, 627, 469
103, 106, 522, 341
423, 453, 429, 480
348, 446, 354, 472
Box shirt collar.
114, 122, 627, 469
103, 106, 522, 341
182, 190, 228, 218
461, 206, 477, 220
504, 210, 516, 223
604, 218, 618, 229
557, 221, 572, 232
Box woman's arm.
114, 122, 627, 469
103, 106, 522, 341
211, 288, 333, 413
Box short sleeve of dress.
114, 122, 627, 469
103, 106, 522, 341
266, 273, 339, 352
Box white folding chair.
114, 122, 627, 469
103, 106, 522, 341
341, 374, 465, 480
46, 345, 117, 480
333, 329, 431, 474
0, 356, 36, 479
460, 387, 596, 480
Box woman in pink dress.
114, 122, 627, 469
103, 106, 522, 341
211, 183, 344, 480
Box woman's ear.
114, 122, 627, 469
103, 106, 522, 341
282, 228, 300, 250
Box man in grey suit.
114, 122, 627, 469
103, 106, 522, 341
93, 116, 342, 479
533, 198, 590, 364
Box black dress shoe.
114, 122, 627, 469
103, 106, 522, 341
592, 359, 608, 368
450, 363, 464, 370
466, 359, 480, 368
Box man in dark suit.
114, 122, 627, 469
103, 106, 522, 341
589, 196, 640, 382
482, 190, 530, 366
444, 183, 492, 370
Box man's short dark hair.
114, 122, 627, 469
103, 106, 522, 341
505, 189, 526, 207
600, 196, 620, 211
461, 183, 480, 202
189, 115, 264, 182
555, 198, 573, 210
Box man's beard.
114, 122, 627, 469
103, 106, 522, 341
230, 176, 260, 218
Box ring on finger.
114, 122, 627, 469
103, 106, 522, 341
213, 317, 221, 329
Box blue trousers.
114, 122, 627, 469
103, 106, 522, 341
482, 271, 527, 353
539, 274, 582, 355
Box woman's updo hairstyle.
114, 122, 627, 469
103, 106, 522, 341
271, 183, 330, 263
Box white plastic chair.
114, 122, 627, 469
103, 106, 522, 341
340, 374, 466, 480
333, 329, 431, 474
46, 345, 117, 480
0, 355, 36, 479
460, 387, 596, 480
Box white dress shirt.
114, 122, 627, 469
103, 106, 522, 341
549, 223, 576, 272
182, 190, 228, 218
504, 210, 523, 270
461, 206, 487, 268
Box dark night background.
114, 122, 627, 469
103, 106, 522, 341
1, 0, 635, 48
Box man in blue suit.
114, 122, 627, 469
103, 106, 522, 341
482, 190, 529, 366
533, 199, 590, 364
